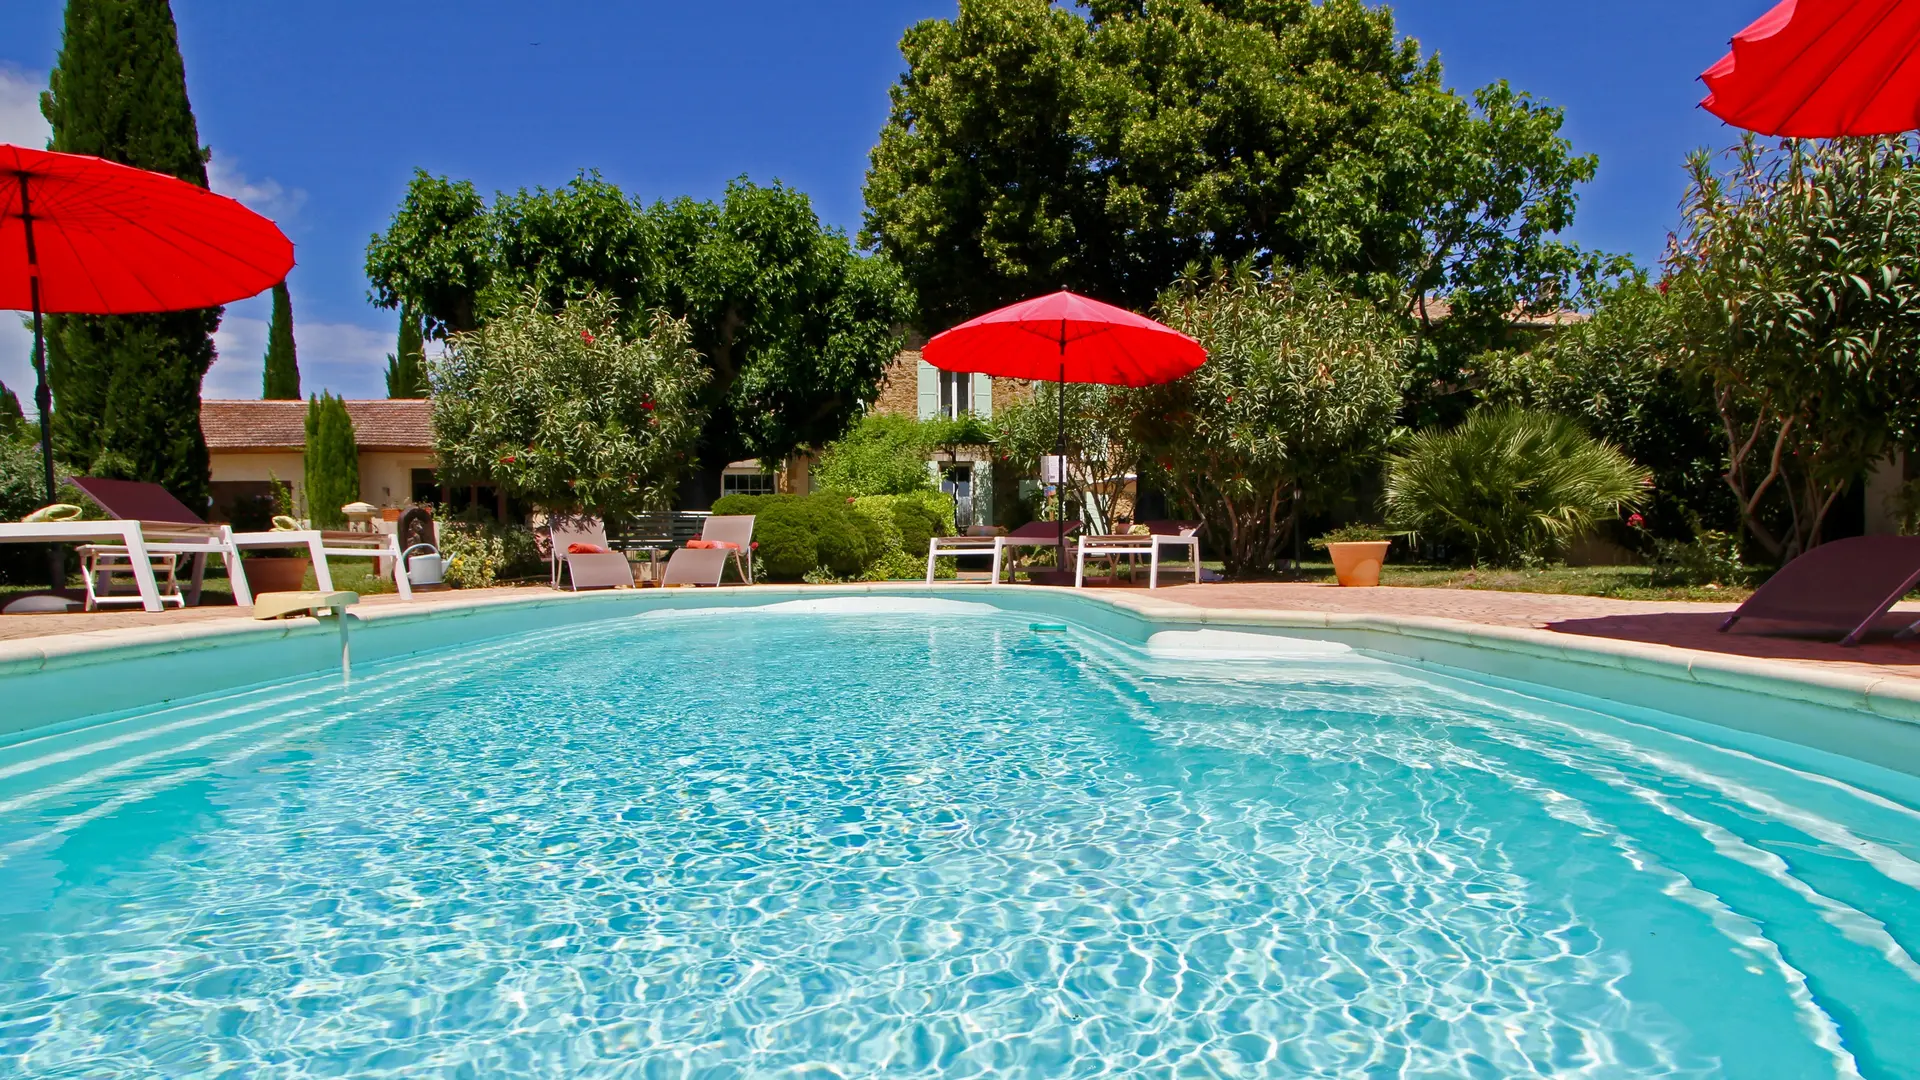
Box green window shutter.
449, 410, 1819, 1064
972, 375, 993, 419
916, 359, 939, 420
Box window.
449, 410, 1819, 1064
722, 471, 777, 497
939, 463, 972, 501
938, 369, 972, 419
411, 468, 440, 505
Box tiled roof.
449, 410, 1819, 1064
1417, 298, 1591, 329
200, 399, 434, 452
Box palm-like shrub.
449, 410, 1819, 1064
1385, 409, 1650, 566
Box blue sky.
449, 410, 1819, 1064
1, 0, 1769, 403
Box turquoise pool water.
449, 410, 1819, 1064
1, 602, 1917, 1078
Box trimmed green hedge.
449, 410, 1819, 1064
713, 491, 956, 581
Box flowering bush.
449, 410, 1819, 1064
439, 528, 505, 589
1125, 265, 1408, 575
431, 289, 708, 517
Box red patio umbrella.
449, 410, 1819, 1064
1701, 0, 1920, 137
1, 144, 294, 582
923, 290, 1206, 566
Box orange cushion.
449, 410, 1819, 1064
567, 542, 611, 554
685, 539, 740, 550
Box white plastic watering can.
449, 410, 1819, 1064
402, 543, 446, 587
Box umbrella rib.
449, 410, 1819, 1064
1834, 3, 1920, 132
71, 184, 283, 307
1766, 0, 1903, 132
30, 192, 116, 313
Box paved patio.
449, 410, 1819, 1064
1151, 581, 1920, 681
4, 580, 1918, 683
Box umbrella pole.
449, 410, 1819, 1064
1056, 324, 1067, 569
18, 173, 60, 590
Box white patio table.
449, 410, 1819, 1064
0, 519, 251, 612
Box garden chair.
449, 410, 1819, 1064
547, 514, 635, 591
65, 477, 251, 607
925, 524, 1005, 583
661, 515, 755, 586
1719, 534, 1920, 646
993, 519, 1084, 584
1073, 520, 1202, 589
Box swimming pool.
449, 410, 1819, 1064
2, 598, 1917, 1077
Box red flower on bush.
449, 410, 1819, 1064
581, 330, 596, 344
641, 400, 654, 411
1627, 512, 1645, 528
499, 454, 517, 464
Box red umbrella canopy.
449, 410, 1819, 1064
922, 290, 1205, 387
1701, 0, 1920, 137
0, 144, 294, 314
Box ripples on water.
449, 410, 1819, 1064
0, 609, 1917, 1078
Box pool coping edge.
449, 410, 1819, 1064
3, 584, 1917, 729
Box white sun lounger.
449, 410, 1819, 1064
547, 514, 635, 591
660, 515, 754, 586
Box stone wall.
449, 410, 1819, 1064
873, 350, 921, 418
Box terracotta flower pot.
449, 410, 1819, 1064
1326, 541, 1390, 587
242, 556, 309, 595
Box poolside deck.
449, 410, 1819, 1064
3, 580, 1918, 683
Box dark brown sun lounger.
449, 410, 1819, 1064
69, 476, 206, 523
1719, 535, 1920, 646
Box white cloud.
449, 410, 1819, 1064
207, 154, 307, 222
0, 66, 50, 149
0, 305, 395, 409
207, 293, 395, 400
1, 317, 41, 421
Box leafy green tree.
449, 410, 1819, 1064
864, 0, 1608, 359
1385, 408, 1650, 567
302, 392, 359, 529
368, 174, 916, 504
365, 172, 493, 339
385, 306, 429, 398
1127, 264, 1409, 575
993, 384, 1134, 531
1666, 135, 1920, 559
40, 0, 220, 509
261, 281, 300, 399
431, 290, 708, 516
1475, 274, 1730, 540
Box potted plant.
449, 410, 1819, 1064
1312, 524, 1395, 587
238, 474, 312, 594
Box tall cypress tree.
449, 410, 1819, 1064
302, 392, 358, 528
261, 281, 300, 399
384, 306, 429, 398
40, 0, 220, 509
0, 380, 24, 442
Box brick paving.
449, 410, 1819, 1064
6, 579, 1920, 684
1150, 581, 1920, 681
